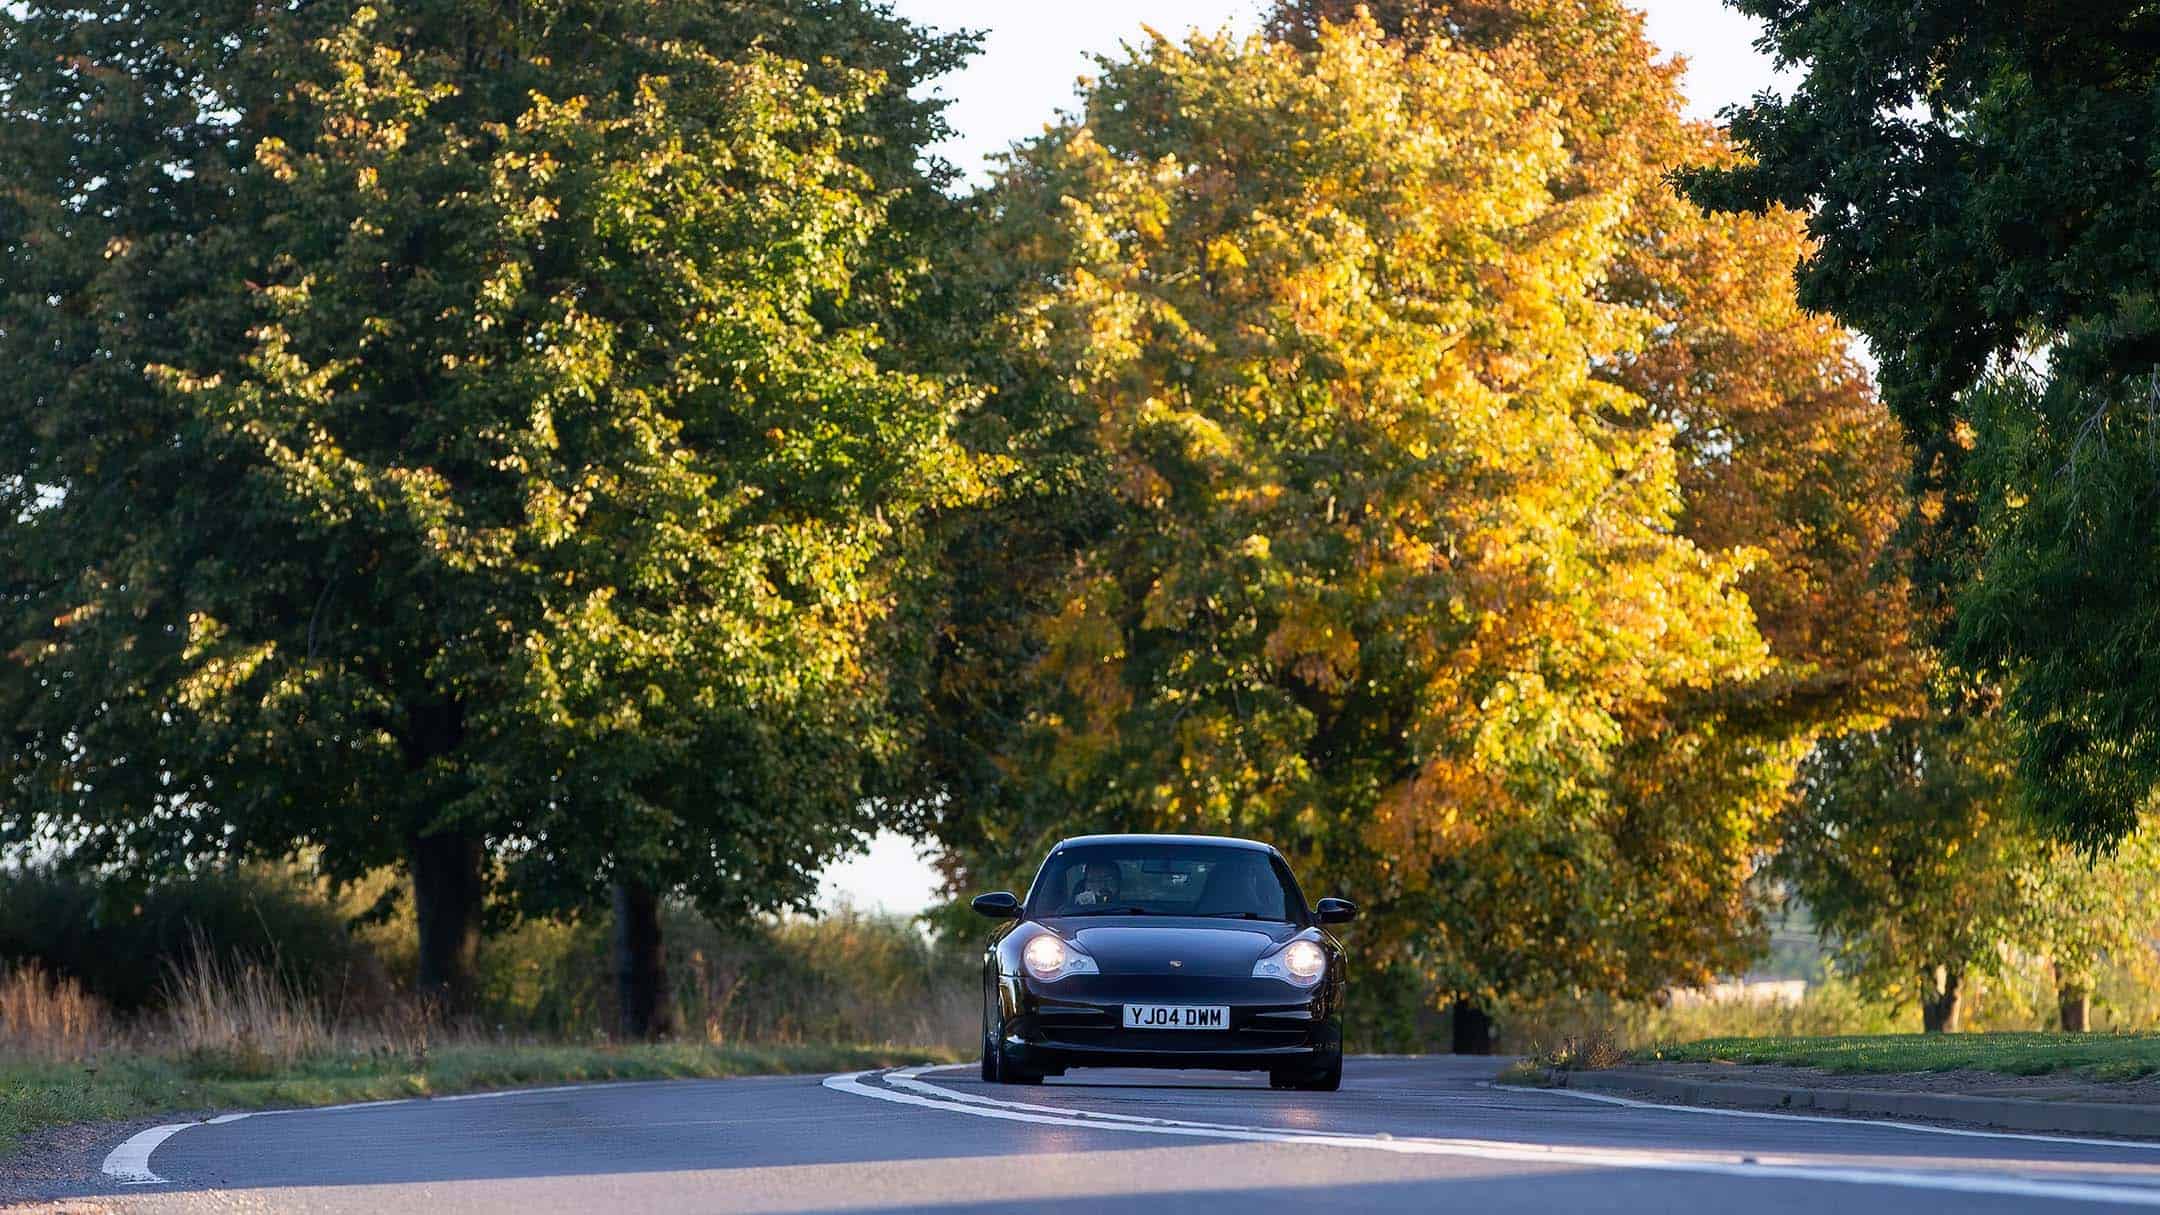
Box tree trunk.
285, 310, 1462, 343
613, 880, 671, 1041
1450, 999, 1495, 1055
411, 830, 485, 1007
2058, 981, 2092, 1033
1919, 964, 1963, 1033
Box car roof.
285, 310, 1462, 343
1051, 833, 1278, 855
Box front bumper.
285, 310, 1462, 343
997, 972, 1343, 1073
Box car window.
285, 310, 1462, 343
1028, 844, 1300, 921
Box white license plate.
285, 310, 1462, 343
1124, 1004, 1229, 1030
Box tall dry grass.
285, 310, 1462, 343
0, 962, 109, 1061
159, 945, 331, 1077
675, 910, 975, 1049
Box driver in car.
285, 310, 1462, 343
1068, 861, 1123, 909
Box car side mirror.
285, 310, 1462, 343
970, 891, 1022, 919
1315, 897, 1358, 924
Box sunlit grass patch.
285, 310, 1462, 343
1634, 1032, 2160, 1080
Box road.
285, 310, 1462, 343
23, 1056, 2160, 1212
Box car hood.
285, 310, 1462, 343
1040, 917, 1301, 977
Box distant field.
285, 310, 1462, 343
1636, 1033, 2160, 1081
0, 1042, 957, 1156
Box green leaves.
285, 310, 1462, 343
0, 0, 982, 928
1687, 0, 2160, 852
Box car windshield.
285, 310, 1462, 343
1028, 843, 1303, 922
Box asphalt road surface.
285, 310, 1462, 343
24, 1056, 2160, 1212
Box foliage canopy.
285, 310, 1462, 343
0, 0, 981, 989
910, 11, 1913, 1006
1685, 0, 2160, 849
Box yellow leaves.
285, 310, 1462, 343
1206, 235, 1249, 270
1037, 578, 1132, 727
1367, 759, 1496, 885
1263, 597, 1359, 693
958, 2, 1881, 997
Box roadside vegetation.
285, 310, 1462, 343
7, 0, 2160, 1126
0, 867, 969, 1155
1633, 1033, 2160, 1081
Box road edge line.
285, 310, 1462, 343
95, 1077, 697, 1185
1522, 1077, 2160, 1150
823, 1067, 2160, 1208
101, 1123, 206, 1185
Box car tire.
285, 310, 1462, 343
992, 1036, 1043, 1086
981, 981, 1002, 1082
1272, 1056, 1342, 1092
983, 994, 1043, 1085
1298, 1055, 1344, 1092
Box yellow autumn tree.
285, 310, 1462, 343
913, 16, 1778, 1010
1271, 0, 1921, 1004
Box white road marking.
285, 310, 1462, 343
96, 1080, 668, 1185
1513, 1080, 2160, 1152
101, 1125, 193, 1185
824, 1067, 2160, 1207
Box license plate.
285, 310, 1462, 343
1124, 1004, 1229, 1030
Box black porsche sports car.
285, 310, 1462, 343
970, 833, 1355, 1091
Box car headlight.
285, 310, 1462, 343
1023, 932, 1100, 981
1253, 939, 1327, 987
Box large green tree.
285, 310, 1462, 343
1683, 0, 2160, 848
0, 0, 979, 1006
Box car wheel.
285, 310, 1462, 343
983, 989, 1042, 1085
992, 1032, 1043, 1086
981, 982, 1002, 1082
1296, 1055, 1343, 1092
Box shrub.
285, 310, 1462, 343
0, 866, 385, 1015
0, 962, 109, 1061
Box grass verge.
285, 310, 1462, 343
0, 1041, 956, 1157
1634, 1032, 2160, 1081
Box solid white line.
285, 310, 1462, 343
823, 1068, 2160, 1207
101, 1124, 192, 1185
96, 1079, 674, 1185
1517, 1081, 2160, 1152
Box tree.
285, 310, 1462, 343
910, 16, 1774, 1019
2020, 819, 2160, 1033
1267, 0, 1919, 1013
1782, 706, 2160, 1032
1682, 0, 2160, 849
1778, 712, 2028, 1032
0, 0, 980, 1010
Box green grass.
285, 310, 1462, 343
0, 1041, 957, 1156
1634, 1032, 2160, 1081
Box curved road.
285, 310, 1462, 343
29, 1057, 2160, 1212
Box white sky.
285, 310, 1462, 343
897, 0, 1788, 187
818, 0, 1788, 916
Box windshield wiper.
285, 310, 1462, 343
1195, 911, 1273, 920
1060, 906, 1152, 916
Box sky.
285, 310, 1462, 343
816, 0, 1789, 916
